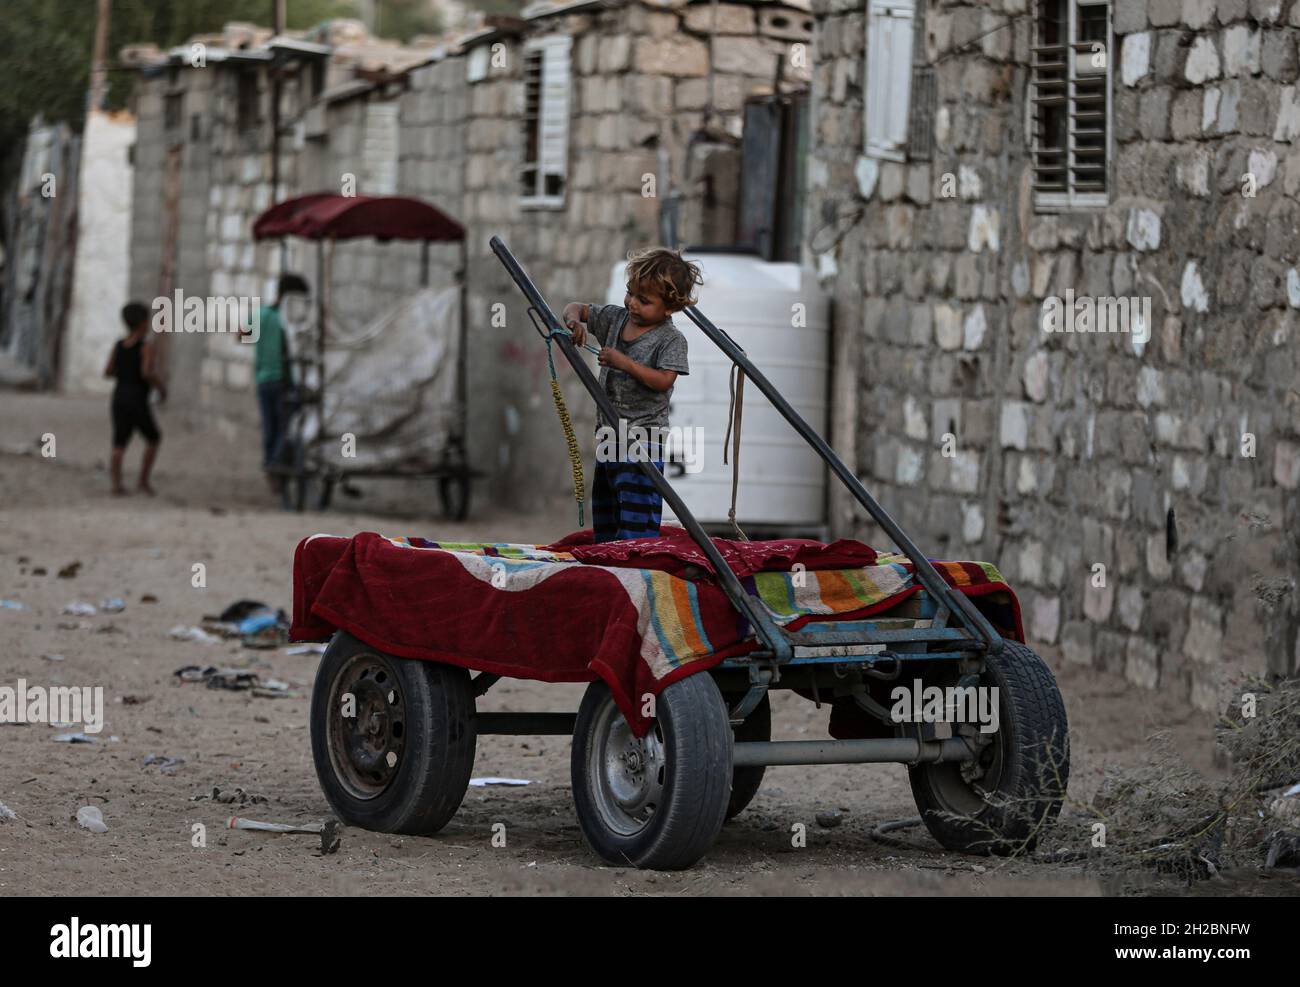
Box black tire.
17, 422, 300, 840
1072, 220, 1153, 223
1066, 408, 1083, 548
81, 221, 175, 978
571, 675, 732, 869
310, 632, 476, 835
909, 640, 1070, 855
724, 692, 770, 821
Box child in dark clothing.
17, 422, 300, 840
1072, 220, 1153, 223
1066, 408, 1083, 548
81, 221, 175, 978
103, 300, 166, 496
562, 247, 701, 542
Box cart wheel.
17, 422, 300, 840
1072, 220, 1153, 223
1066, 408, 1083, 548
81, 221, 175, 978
571, 675, 732, 869
723, 691, 770, 821
310, 632, 476, 835
908, 640, 1069, 855
439, 473, 471, 521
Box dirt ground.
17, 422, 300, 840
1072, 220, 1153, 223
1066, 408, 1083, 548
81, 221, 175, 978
0, 392, 1234, 896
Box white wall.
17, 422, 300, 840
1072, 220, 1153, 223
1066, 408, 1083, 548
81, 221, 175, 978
62, 109, 136, 394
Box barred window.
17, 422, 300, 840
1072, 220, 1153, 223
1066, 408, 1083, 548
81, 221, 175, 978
1032, 0, 1111, 209
520, 35, 571, 208
907, 0, 935, 161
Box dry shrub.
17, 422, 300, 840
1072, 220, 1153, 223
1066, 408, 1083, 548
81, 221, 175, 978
1035, 677, 1300, 891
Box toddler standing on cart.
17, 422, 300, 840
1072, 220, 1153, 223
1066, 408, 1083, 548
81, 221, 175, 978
562, 248, 700, 543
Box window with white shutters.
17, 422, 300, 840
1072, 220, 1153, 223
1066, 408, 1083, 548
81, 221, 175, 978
520, 34, 571, 208
864, 0, 916, 162
1032, 0, 1112, 209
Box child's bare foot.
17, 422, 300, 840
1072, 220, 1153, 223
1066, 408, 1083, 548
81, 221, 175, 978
111, 486, 129, 497
137, 482, 156, 496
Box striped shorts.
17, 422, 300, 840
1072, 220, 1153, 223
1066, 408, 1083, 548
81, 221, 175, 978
592, 459, 665, 543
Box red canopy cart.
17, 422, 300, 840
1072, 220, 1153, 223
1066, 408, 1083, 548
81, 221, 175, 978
251, 193, 479, 517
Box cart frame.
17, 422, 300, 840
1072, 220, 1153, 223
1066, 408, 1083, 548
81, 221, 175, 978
307, 239, 1069, 869
487, 236, 1006, 766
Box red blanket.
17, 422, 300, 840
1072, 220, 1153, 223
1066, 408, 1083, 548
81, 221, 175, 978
292, 529, 1021, 736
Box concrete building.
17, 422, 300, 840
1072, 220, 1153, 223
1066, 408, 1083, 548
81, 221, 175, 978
804, 0, 1300, 707
123, 1, 814, 503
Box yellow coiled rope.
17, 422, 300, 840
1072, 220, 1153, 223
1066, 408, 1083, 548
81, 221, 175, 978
550, 375, 585, 525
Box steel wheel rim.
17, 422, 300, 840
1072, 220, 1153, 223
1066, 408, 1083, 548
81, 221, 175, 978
326, 650, 407, 800
588, 694, 666, 837
926, 700, 1006, 816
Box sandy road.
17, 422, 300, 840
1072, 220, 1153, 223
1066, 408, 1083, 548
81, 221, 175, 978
0, 393, 1220, 895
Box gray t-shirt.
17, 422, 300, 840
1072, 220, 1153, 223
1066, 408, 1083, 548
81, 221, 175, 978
586, 303, 690, 434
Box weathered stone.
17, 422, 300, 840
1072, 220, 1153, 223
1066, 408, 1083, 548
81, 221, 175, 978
1123, 32, 1153, 86
1154, 29, 1189, 82
634, 37, 708, 77
1126, 636, 1160, 688
1084, 576, 1116, 623
675, 74, 747, 112
1149, 0, 1182, 26
1029, 592, 1061, 645
1221, 25, 1262, 77
1180, 261, 1210, 313
1218, 0, 1249, 23
1249, 0, 1283, 23
1061, 621, 1095, 666
954, 254, 980, 299
1179, 550, 1208, 592
934, 303, 962, 351
963, 304, 987, 350
598, 34, 632, 73
1175, 148, 1212, 195
896, 444, 924, 486
1115, 0, 1150, 34
1183, 602, 1224, 664
1000, 401, 1029, 450
1170, 90, 1202, 139
683, 4, 756, 35
1146, 532, 1172, 580
1126, 207, 1162, 250
879, 162, 905, 201
1118, 586, 1145, 631
1275, 85, 1300, 142
1216, 80, 1242, 134
854, 155, 879, 199
906, 164, 931, 205
708, 36, 780, 75
1184, 36, 1221, 84
1275, 440, 1300, 488
1261, 29, 1298, 80
1023, 350, 1049, 402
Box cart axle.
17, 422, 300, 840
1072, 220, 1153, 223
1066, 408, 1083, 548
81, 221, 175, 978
732, 737, 973, 768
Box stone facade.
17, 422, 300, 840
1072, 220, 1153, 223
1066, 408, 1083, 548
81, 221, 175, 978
806, 0, 1300, 709
396, 2, 812, 503
125, 2, 814, 504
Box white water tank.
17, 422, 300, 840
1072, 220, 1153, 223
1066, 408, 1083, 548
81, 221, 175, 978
603, 253, 830, 531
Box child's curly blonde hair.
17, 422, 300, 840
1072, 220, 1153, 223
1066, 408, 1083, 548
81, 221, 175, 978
624, 247, 704, 313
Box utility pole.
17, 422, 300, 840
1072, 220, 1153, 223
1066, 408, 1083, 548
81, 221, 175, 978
270, 0, 286, 204
88, 0, 111, 114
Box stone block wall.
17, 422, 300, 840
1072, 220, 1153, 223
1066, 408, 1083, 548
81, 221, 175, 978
125, 1, 813, 506
806, 0, 1300, 709
392, 0, 814, 508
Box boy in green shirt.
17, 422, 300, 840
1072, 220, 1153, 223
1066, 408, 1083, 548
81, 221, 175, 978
242, 273, 309, 490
